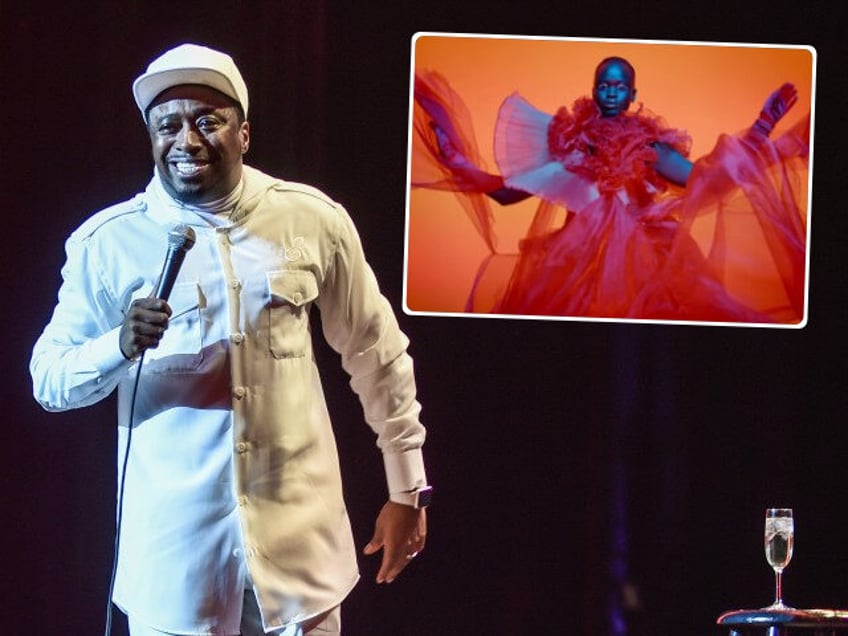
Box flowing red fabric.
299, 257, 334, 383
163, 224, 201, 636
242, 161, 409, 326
411, 72, 498, 252
410, 72, 809, 324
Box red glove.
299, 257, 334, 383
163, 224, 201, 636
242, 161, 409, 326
432, 124, 467, 166
430, 123, 504, 192
752, 83, 798, 138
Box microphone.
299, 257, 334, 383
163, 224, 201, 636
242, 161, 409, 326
153, 224, 197, 301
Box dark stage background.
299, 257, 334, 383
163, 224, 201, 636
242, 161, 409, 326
2, 2, 845, 635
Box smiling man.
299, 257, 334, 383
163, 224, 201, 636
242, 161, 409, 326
30, 43, 431, 636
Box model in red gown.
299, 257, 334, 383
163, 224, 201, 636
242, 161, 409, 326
411, 57, 809, 324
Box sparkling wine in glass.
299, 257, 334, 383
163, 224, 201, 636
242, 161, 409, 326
764, 508, 794, 609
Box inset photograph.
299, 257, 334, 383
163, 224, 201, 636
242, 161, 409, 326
405, 34, 814, 327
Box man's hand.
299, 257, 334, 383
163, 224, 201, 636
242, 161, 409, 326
363, 501, 427, 584
119, 297, 172, 360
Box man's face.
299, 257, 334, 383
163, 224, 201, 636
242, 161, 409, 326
593, 62, 636, 117
147, 85, 249, 204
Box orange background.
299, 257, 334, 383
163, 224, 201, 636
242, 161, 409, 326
403, 34, 815, 315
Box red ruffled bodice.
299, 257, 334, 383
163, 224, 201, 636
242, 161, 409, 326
547, 97, 691, 206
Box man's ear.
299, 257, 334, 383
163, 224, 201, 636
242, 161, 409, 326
240, 121, 250, 154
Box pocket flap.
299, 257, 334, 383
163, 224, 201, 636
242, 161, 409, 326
127, 281, 200, 317
267, 270, 319, 307
167, 282, 202, 318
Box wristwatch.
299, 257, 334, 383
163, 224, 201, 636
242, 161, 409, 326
391, 485, 433, 509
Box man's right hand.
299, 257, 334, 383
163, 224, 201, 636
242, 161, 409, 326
119, 297, 172, 360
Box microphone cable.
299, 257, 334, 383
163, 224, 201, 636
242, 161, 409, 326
103, 350, 145, 636
102, 224, 195, 634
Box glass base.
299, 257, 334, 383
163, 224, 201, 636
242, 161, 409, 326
761, 601, 795, 611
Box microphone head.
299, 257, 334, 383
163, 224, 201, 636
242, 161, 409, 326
168, 223, 197, 252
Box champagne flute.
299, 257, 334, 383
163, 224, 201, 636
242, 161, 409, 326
764, 508, 794, 609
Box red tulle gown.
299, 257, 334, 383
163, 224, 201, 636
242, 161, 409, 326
411, 71, 810, 324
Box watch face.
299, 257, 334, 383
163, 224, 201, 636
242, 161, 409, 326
416, 486, 433, 508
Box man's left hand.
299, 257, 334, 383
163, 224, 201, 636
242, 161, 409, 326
363, 501, 427, 583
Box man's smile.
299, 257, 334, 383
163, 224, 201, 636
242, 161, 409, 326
171, 159, 210, 178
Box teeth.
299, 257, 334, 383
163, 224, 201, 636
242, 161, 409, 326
175, 162, 205, 176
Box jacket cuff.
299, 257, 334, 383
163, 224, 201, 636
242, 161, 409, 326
383, 448, 428, 498
91, 327, 135, 374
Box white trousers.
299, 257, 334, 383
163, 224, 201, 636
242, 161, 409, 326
126, 590, 341, 636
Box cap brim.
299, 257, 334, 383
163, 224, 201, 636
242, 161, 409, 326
132, 68, 242, 115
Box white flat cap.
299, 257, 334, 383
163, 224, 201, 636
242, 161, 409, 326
132, 43, 249, 118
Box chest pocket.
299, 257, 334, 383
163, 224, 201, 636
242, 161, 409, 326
266, 270, 319, 359
143, 282, 204, 372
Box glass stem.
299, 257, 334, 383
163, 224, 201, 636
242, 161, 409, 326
774, 569, 783, 606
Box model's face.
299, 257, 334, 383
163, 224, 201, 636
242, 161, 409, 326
147, 85, 249, 203
593, 62, 636, 117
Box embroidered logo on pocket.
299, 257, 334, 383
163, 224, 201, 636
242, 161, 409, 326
284, 237, 305, 262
